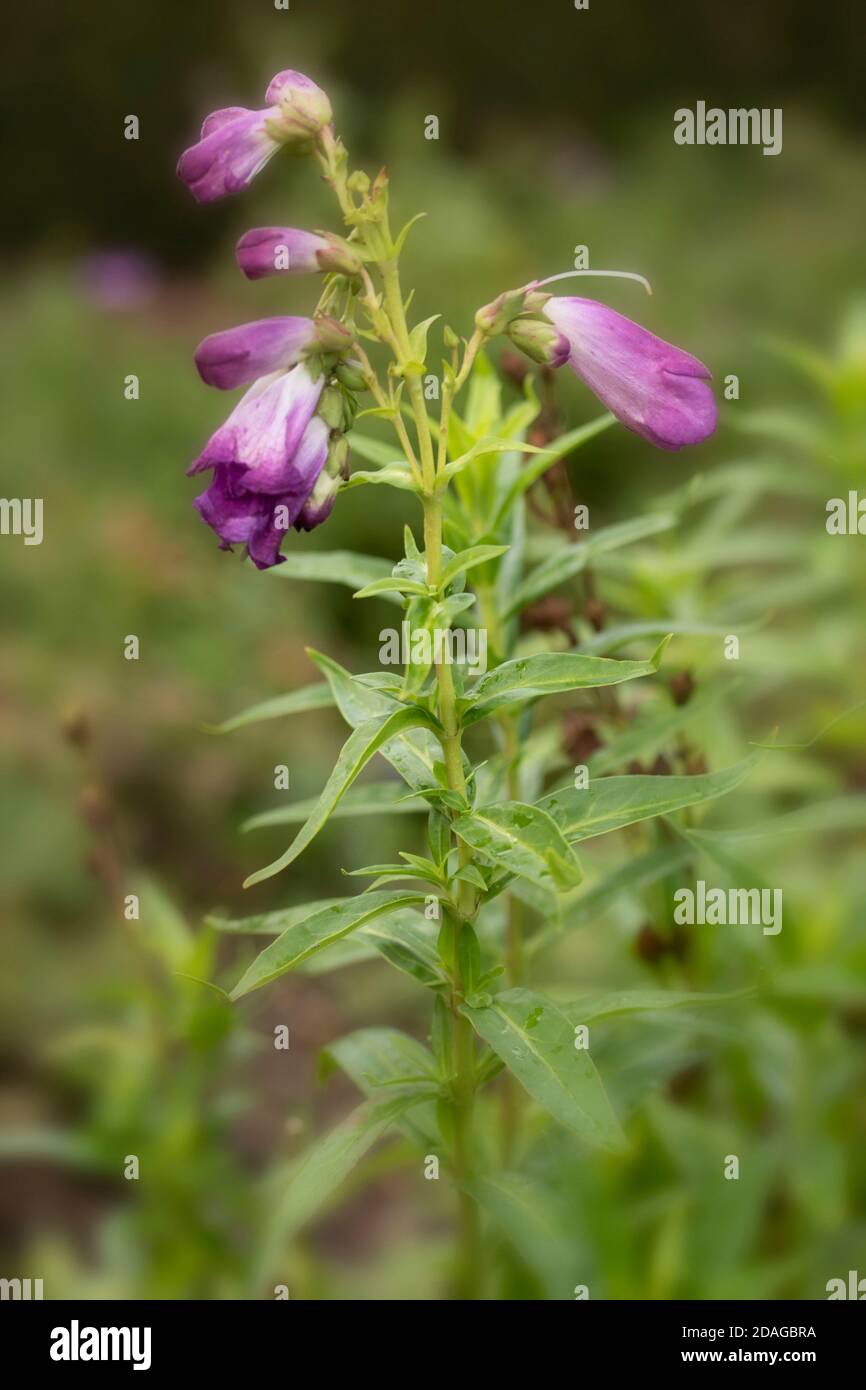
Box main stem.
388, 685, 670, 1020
346, 186, 484, 1296
423, 491, 483, 1299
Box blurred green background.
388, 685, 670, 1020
1, 0, 864, 1298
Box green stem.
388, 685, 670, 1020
422, 489, 482, 1298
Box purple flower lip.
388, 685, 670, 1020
177, 106, 278, 204
188, 365, 325, 492
190, 363, 337, 569
544, 296, 717, 451
194, 317, 317, 391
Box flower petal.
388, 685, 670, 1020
545, 297, 717, 450
194, 317, 316, 390
177, 107, 278, 203
235, 227, 330, 280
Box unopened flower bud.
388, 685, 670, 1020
265, 70, 332, 146
334, 361, 369, 392
506, 316, 570, 368
317, 386, 346, 430
475, 289, 525, 337
310, 316, 353, 355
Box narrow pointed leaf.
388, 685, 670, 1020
307, 649, 441, 794
453, 802, 582, 902
208, 683, 333, 734
438, 544, 509, 592
538, 752, 759, 843
231, 891, 426, 997
243, 781, 427, 832
502, 513, 676, 618
245, 706, 439, 886
269, 549, 399, 600
463, 639, 667, 724
462, 988, 624, 1150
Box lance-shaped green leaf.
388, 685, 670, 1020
256, 1093, 424, 1275
353, 575, 430, 600
322, 1027, 440, 1150
438, 544, 510, 593
502, 513, 676, 618
307, 648, 440, 794
462, 988, 624, 1151
462, 639, 667, 724
245, 706, 441, 887
586, 682, 730, 774
539, 752, 759, 843
269, 549, 400, 601
207, 682, 333, 735
469, 1172, 578, 1299
563, 988, 748, 1024
453, 802, 582, 904
491, 413, 615, 529
341, 463, 418, 493
242, 781, 427, 832
208, 897, 348, 936
346, 431, 403, 467
231, 891, 427, 997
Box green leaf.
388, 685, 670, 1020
207, 897, 346, 935
244, 706, 441, 886
502, 513, 676, 618
444, 438, 541, 482
323, 1028, 440, 1149
538, 752, 759, 843
342, 463, 418, 493
269, 549, 399, 600
438, 544, 510, 592
491, 413, 616, 529
354, 911, 445, 989
353, 576, 430, 600
453, 802, 582, 903
243, 781, 427, 832
207, 682, 333, 735
469, 1172, 576, 1298
462, 988, 624, 1151
231, 891, 427, 997
463, 639, 667, 724
345, 432, 402, 467
564, 988, 748, 1024
408, 314, 440, 365
258, 1095, 423, 1260
307, 649, 441, 796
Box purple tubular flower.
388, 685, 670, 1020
190, 365, 334, 569
189, 365, 325, 493
235, 227, 333, 279
177, 106, 281, 204
544, 297, 717, 450
194, 317, 316, 390
177, 71, 332, 203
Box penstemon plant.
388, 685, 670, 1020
177, 69, 750, 1299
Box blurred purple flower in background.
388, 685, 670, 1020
79, 249, 159, 311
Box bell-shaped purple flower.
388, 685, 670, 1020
189, 365, 325, 494
236, 227, 361, 280
177, 71, 332, 204
189, 364, 343, 569
543, 297, 716, 450
194, 317, 317, 391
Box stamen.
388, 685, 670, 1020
529, 268, 653, 296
